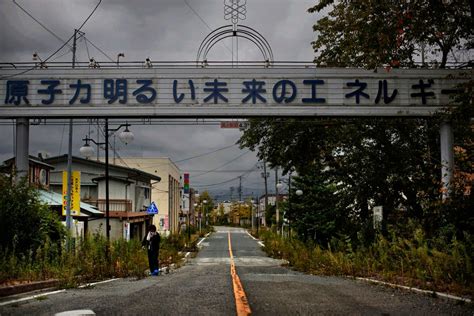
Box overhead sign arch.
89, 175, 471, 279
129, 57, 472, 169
0, 67, 470, 118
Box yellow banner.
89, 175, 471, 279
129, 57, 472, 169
62, 171, 81, 216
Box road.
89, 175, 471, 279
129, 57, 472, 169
1, 226, 472, 315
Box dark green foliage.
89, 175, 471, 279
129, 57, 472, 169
286, 168, 343, 245
260, 228, 473, 296
238, 1, 473, 250
308, 0, 473, 68
0, 175, 65, 256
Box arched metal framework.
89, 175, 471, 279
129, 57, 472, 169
196, 25, 274, 64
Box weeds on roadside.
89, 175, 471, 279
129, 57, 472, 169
0, 230, 202, 286
259, 229, 473, 297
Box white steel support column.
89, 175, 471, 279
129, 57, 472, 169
440, 122, 454, 199
15, 118, 29, 181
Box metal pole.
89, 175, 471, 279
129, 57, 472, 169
251, 199, 254, 231
66, 28, 78, 241
440, 122, 454, 200
256, 197, 259, 234
188, 190, 191, 241
287, 171, 292, 238
105, 118, 110, 242
72, 29, 77, 68
66, 120, 73, 234
275, 168, 279, 233
14, 118, 29, 181
263, 160, 268, 211
239, 176, 242, 201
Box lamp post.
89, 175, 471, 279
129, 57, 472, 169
80, 120, 134, 242
203, 199, 208, 227
116, 53, 124, 68
250, 199, 255, 232
194, 192, 199, 229
276, 181, 283, 234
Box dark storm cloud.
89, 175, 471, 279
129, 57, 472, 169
0, 0, 320, 198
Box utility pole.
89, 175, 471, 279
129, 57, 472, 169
263, 159, 268, 213
275, 168, 279, 233
238, 176, 242, 201
66, 29, 78, 239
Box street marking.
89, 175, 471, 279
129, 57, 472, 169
246, 231, 258, 241
0, 278, 121, 307
228, 232, 252, 316
78, 278, 119, 288
356, 277, 472, 303
197, 237, 206, 247
258, 241, 265, 247
0, 289, 66, 306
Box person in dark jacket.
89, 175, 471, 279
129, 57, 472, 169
142, 225, 161, 276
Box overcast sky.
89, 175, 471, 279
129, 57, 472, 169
0, 0, 320, 201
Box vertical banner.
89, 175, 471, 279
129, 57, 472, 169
184, 173, 190, 194
62, 171, 81, 216
123, 222, 130, 241
164, 215, 169, 230
373, 206, 383, 230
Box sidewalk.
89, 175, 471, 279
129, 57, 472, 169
0, 279, 59, 297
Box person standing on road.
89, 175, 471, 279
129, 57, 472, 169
142, 225, 161, 276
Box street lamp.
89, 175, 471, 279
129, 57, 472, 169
276, 181, 284, 232
116, 53, 124, 68
203, 199, 208, 226
250, 199, 256, 232
33, 52, 47, 68
80, 120, 134, 242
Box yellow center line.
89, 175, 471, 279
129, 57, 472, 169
228, 231, 252, 316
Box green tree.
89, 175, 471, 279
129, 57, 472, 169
239, 1, 473, 246
285, 168, 346, 245
308, 0, 472, 68
0, 175, 65, 255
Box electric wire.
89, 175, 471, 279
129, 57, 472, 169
83, 37, 91, 60
192, 150, 251, 178
193, 164, 256, 187
1, 0, 102, 79
174, 143, 238, 163
183, 0, 232, 57
12, 0, 73, 49
51, 48, 72, 61
83, 37, 115, 62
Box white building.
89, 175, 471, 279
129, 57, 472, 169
45, 155, 161, 241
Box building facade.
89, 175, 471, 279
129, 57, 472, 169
117, 158, 181, 235
45, 155, 160, 241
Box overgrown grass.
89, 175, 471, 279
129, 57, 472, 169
0, 231, 204, 287
259, 229, 473, 297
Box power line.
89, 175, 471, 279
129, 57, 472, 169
84, 36, 115, 62
83, 36, 91, 60
175, 143, 238, 163
193, 164, 256, 187
192, 150, 251, 178
13, 0, 73, 49
183, 0, 232, 57
1, 0, 103, 79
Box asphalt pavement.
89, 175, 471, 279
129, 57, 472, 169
0, 226, 472, 315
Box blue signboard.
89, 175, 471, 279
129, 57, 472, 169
147, 202, 158, 215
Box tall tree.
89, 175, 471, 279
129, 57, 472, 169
239, 1, 473, 245
308, 0, 472, 68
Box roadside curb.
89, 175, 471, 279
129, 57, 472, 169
355, 277, 472, 304
0, 280, 60, 297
